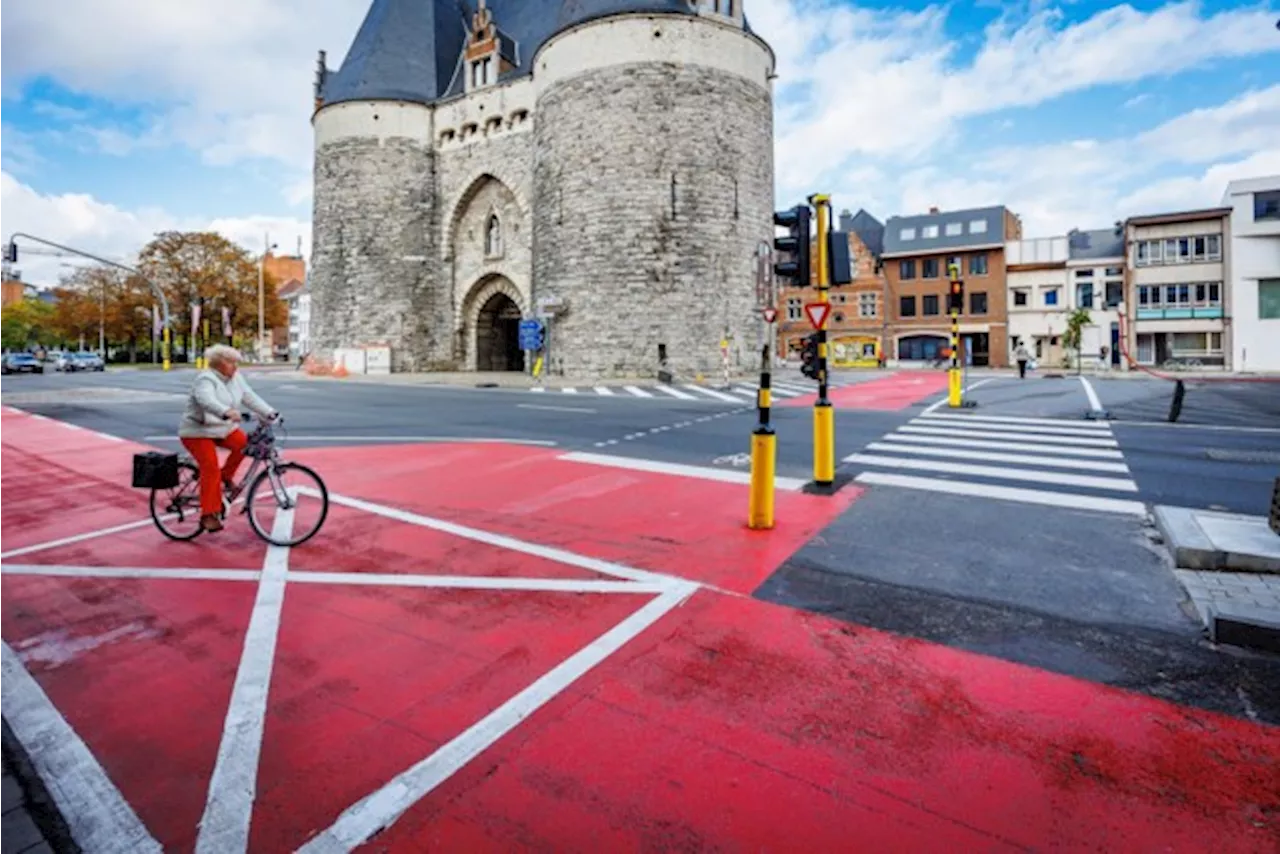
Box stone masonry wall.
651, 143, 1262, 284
437, 129, 535, 366
310, 134, 438, 371
532, 62, 774, 378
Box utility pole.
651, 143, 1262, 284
258, 232, 277, 362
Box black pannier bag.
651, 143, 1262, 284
132, 451, 180, 489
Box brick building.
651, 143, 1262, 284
881, 204, 1022, 367
775, 209, 887, 367
262, 250, 306, 361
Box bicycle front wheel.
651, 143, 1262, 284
245, 462, 329, 546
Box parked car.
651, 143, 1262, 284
66, 352, 106, 372
2, 352, 45, 374
45, 350, 71, 371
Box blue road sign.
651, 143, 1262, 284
518, 318, 544, 351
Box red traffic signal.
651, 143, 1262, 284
947, 278, 965, 314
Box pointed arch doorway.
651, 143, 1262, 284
463, 276, 526, 372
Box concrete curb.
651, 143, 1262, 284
1206, 603, 1280, 654
1153, 506, 1280, 574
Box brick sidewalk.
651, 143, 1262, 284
2, 751, 54, 854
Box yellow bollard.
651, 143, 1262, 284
948, 367, 963, 407
813, 401, 835, 485
162, 327, 171, 371
748, 427, 776, 529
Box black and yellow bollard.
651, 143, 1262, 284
749, 347, 776, 529
947, 264, 964, 408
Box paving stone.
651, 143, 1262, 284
1, 775, 21, 814
1, 811, 42, 854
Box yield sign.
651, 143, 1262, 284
762, 307, 778, 323
804, 302, 831, 329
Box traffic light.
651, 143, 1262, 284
773, 204, 812, 287
3, 241, 16, 264
800, 332, 820, 380
947, 277, 965, 314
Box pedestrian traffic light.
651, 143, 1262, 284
800, 332, 820, 380
773, 204, 812, 288
947, 277, 965, 314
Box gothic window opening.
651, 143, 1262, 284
485, 214, 502, 257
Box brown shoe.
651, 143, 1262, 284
200, 514, 224, 532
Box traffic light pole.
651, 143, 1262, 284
810, 193, 835, 486
948, 263, 963, 408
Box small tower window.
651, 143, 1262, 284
485, 214, 502, 257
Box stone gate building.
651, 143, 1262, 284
309, 0, 777, 377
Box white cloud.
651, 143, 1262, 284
0, 171, 310, 286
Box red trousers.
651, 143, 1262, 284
181, 429, 248, 516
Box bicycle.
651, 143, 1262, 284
143, 416, 330, 547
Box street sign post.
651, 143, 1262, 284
518, 318, 544, 352
804, 302, 831, 330
762, 307, 778, 324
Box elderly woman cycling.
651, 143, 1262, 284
179, 345, 280, 532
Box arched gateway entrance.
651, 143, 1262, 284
475, 292, 523, 371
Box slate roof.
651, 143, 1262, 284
321, 0, 757, 107
882, 205, 1010, 257
1066, 227, 1124, 262
839, 208, 884, 258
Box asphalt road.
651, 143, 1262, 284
4, 365, 1280, 723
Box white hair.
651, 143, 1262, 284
205, 344, 242, 366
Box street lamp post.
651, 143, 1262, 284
258, 232, 278, 362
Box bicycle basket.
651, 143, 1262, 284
132, 451, 180, 489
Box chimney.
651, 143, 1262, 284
928, 206, 940, 214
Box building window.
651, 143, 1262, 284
1012, 288, 1029, 307
970, 292, 987, 315
945, 222, 962, 236
1076, 283, 1094, 309
969, 253, 988, 276
899, 259, 916, 279
1255, 191, 1280, 221
1259, 279, 1280, 318
922, 224, 939, 238
485, 214, 502, 256
900, 295, 916, 317
922, 258, 939, 278
900, 227, 916, 241
1075, 268, 1094, 279
1135, 234, 1222, 266
858, 292, 878, 317
471, 56, 493, 87
786, 297, 802, 320
1105, 280, 1123, 308
968, 219, 987, 234
922, 294, 939, 315
1044, 288, 1059, 306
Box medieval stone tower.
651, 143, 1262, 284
309, 0, 776, 378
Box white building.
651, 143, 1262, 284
1065, 227, 1126, 370
1222, 176, 1280, 373
1006, 236, 1069, 367
286, 279, 311, 362
1125, 207, 1231, 369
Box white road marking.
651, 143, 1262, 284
846, 453, 1138, 492
558, 451, 808, 491
529, 387, 546, 393
681, 384, 742, 403
195, 508, 295, 854
862, 442, 1131, 473
1108, 419, 1280, 435
913, 416, 1114, 438
623, 386, 653, 398
313, 489, 670, 585
855, 472, 1148, 515
594, 386, 614, 395
921, 377, 999, 414
1, 518, 158, 559
296, 581, 698, 853
653, 385, 697, 400
919, 412, 1111, 430
1080, 375, 1103, 411
146, 433, 561, 444
287, 572, 668, 594
1, 565, 261, 582
881, 432, 1124, 459
2, 643, 164, 853
897, 425, 1118, 447
562, 387, 578, 394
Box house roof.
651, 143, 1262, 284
277, 278, 306, 299
1125, 207, 1232, 228
839, 208, 884, 258
320, 0, 760, 107
881, 205, 1009, 257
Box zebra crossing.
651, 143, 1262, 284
846, 411, 1147, 516
526, 378, 825, 404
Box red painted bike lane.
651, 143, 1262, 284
778, 370, 951, 410
2, 406, 1277, 853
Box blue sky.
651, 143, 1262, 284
2, 0, 1278, 284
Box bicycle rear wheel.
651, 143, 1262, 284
150, 460, 204, 541
245, 462, 329, 546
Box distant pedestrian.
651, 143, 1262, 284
1014, 340, 1031, 379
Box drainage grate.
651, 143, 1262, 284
1206, 449, 1280, 464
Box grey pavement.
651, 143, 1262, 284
2, 737, 56, 854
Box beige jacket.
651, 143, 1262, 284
178, 369, 276, 439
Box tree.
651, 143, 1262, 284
1063, 307, 1092, 374
2, 298, 56, 351
138, 231, 286, 358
